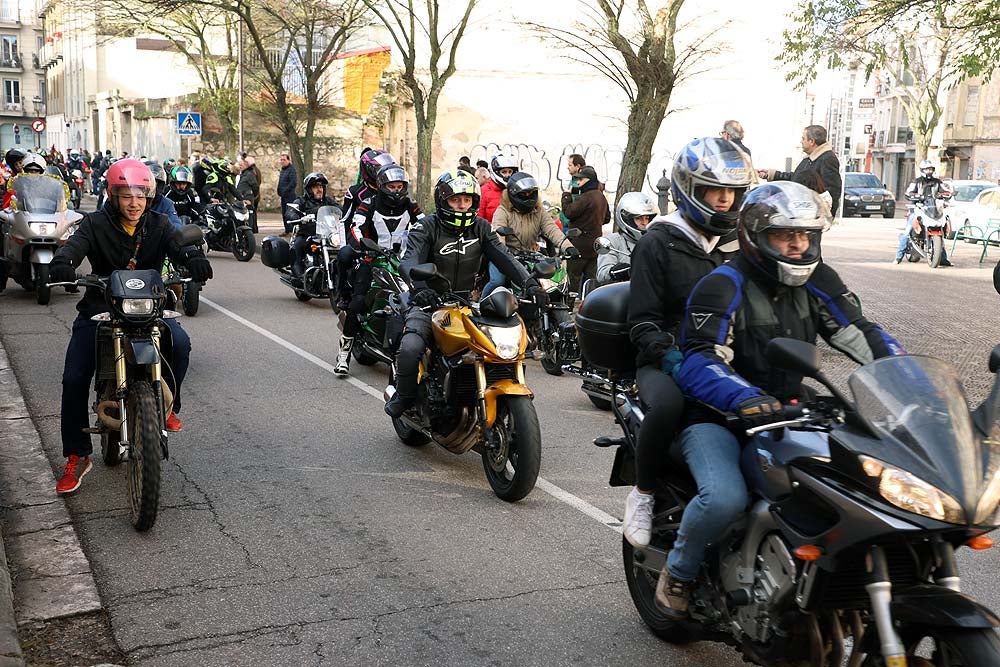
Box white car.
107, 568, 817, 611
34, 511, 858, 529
944, 180, 1000, 230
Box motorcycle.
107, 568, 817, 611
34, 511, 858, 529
561, 236, 632, 411
348, 237, 407, 367
68, 169, 85, 210
260, 205, 343, 306
95, 174, 107, 210
0, 174, 83, 304
579, 282, 1000, 665
202, 200, 255, 262
47, 224, 202, 532
904, 190, 953, 268
163, 219, 205, 317
495, 226, 580, 376
384, 263, 542, 502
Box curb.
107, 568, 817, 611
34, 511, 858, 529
0, 339, 102, 655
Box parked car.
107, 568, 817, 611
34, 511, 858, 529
944, 184, 1000, 233
842, 172, 896, 218
943, 180, 997, 228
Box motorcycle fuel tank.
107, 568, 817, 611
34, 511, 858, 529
741, 429, 831, 502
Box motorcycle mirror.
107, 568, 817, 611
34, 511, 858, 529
361, 237, 380, 252
766, 338, 821, 378
407, 263, 440, 282
495, 226, 515, 237
990, 344, 1000, 374
286, 203, 301, 212
594, 237, 613, 255
565, 227, 582, 239
174, 224, 204, 247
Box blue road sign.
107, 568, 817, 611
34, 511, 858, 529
177, 112, 202, 136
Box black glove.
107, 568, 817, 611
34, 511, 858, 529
523, 277, 549, 309
49, 261, 76, 284
564, 246, 580, 258
187, 256, 213, 282
736, 395, 784, 428
412, 288, 438, 309
609, 262, 630, 280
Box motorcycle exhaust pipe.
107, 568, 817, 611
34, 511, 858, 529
96, 400, 122, 430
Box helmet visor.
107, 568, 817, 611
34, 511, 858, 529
759, 228, 823, 266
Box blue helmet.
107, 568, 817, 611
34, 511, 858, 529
671, 137, 752, 236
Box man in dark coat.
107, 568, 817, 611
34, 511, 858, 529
276, 153, 298, 226
760, 124, 842, 216
561, 165, 610, 291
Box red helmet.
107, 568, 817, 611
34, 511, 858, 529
106, 158, 156, 199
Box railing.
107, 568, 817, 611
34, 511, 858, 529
3, 100, 21, 112
0, 51, 22, 69
0, 5, 17, 22
895, 127, 913, 144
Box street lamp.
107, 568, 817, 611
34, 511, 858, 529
31, 95, 43, 149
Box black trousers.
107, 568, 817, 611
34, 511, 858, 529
393, 308, 433, 401
635, 364, 685, 491
342, 261, 373, 338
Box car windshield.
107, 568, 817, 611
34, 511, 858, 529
845, 173, 882, 189
952, 185, 993, 202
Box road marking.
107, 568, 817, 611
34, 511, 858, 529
201, 297, 623, 534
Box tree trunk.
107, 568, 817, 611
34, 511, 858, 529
411, 88, 436, 213
618, 95, 669, 205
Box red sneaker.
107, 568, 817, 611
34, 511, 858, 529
164, 412, 183, 432
56, 455, 92, 495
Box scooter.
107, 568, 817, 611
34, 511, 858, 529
0, 174, 83, 304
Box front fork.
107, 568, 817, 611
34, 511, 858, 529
322, 244, 335, 292
111, 327, 165, 459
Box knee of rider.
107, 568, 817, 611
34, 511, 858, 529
705, 481, 748, 521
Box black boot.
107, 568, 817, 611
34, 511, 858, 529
385, 371, 417, 418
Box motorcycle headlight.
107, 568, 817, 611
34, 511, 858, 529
975, 468, 1000, 525
121, 298, 154, 316
538, 277, 557, 292
328, 231, 341, 246
483, 323, 523, 360
235, 210, 248, 221
860, 455, 965, 523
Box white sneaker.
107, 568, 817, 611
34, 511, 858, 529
623, 487, 654, 547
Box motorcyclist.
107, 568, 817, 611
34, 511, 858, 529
143, 160, 183, 229
654, 181, 905, 618
286, 172, 339, 285
65, 150, 87, 175
165, 166, 203, 220
1, 153, 47, 209
478, 153, 517, 223
334, 163, 424, 376
622, 138, 752, 551
47, 159, 213, 495
200, 156, 238, 204
894, 159, 953, 266
383, 171, 546, 418
482, 171, 579, 297
3, 148, 25, 183
595, 191, 656, 285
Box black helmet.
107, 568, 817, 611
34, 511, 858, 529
737, 181, 832, 287
671, 137, 753, 237
433, 171, 480, 229
303, 171, 329, 195
359, 148, 396, 189
506, 172, 540, 213
143, 160, 168, 196
614, 192, 658, 243
4, 148, 25, 171
375, 164, 408, 207
489, 153, 518, 189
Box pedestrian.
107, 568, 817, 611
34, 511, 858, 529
474, 166, 490, 187
235, 156, 260, 232
561, 165, 610, 291
559, 153, 586, 229
720, 120, 751, 157
759, 125, 842, 216
247, 156, 262, 210
476, 159, 488, 169
277, 152, 298, 226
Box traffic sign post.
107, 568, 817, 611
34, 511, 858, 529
177, 112, 201, 161
31, 118, 46, 149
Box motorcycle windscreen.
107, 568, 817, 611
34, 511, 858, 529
848, 354, 1000, 522
315, 206, 343, 244
11, 174, 70, 216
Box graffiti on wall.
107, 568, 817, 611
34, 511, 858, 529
470, 142, 674, 195
973, 159, 1000, 183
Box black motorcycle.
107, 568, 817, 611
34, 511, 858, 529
202, 201, 255, 262
261, 205, 342, 306
580, 282, 1000, 665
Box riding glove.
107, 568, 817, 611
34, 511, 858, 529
609, 262, 630, 280
49, 261, 77, 284
412, 288, 439, 309
187, 256, 214, 282
523, 277, 549, 309
563, 246, 581, 258
736, 395, 784, 428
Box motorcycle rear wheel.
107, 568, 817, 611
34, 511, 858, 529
232, 228, 255, 262
928, 235, 944, 268
352, 344, 379, 366
34, 264, 50, 306
861, 627, 1000, 665
540, 310, 570, 376
126, 381, 162, 532
622, 537, 695, 644
482, 395, 541, 502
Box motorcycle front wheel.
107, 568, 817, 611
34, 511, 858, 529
622, 537, 694, 644
927, 235, 944, 268
539, 309, 570, 376
126, 381, 162, 532
861, 627, 1000, 665
182, 283, 200, 316
232, 228, 255, 262
482, 395, 541, 502
33, 264, 50, 305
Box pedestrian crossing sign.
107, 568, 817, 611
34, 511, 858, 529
177, 112, 202, 136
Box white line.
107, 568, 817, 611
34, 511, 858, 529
201, 296, 622, 532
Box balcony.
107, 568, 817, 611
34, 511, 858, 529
895, 127, 913, 144
0, 51, 23, 70
0, 99, 23, 115
0, 5, 18, 24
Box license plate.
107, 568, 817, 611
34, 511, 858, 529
865, 205, 880, 210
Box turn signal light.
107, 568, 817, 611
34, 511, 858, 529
310, 244, 320, 252
968, 535, 994, 550
793, 545, 822, 561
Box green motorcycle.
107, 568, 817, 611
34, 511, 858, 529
349, 238, 407, 367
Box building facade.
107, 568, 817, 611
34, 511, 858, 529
942, 76, 1000, 184
0, 0, 47, 151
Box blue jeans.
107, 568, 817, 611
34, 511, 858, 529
895, 232, 910, 261
61, 316, 191, 458
666, 423, 748, 582
481, 262, 506, 298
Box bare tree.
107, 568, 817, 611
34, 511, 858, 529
362, 0, 479, 211
525, 0, 724, 202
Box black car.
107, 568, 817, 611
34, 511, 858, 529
842, 172, 896, 218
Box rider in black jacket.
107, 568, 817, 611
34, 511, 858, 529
654, 181, 904, 618
48, 159, 213, 496
164, 166, 204, 220
285, 172, 339, 284
383, 171, 544, 418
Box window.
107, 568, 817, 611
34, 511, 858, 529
0, 35, 15, 66
37, 77, 44, 102
980, 191, 999, 209
964, 86, 980, 126
946, 87, 957, 126
3, 78, 19, 107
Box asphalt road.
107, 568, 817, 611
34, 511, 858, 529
2, 208, 1000, 665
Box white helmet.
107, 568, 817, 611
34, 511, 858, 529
918, 159, 935, 177
21, 153, 46, 174
615, 192, 658, 243
489, 153, 518, 189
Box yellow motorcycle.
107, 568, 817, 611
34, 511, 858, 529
385, 263, 542, 501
